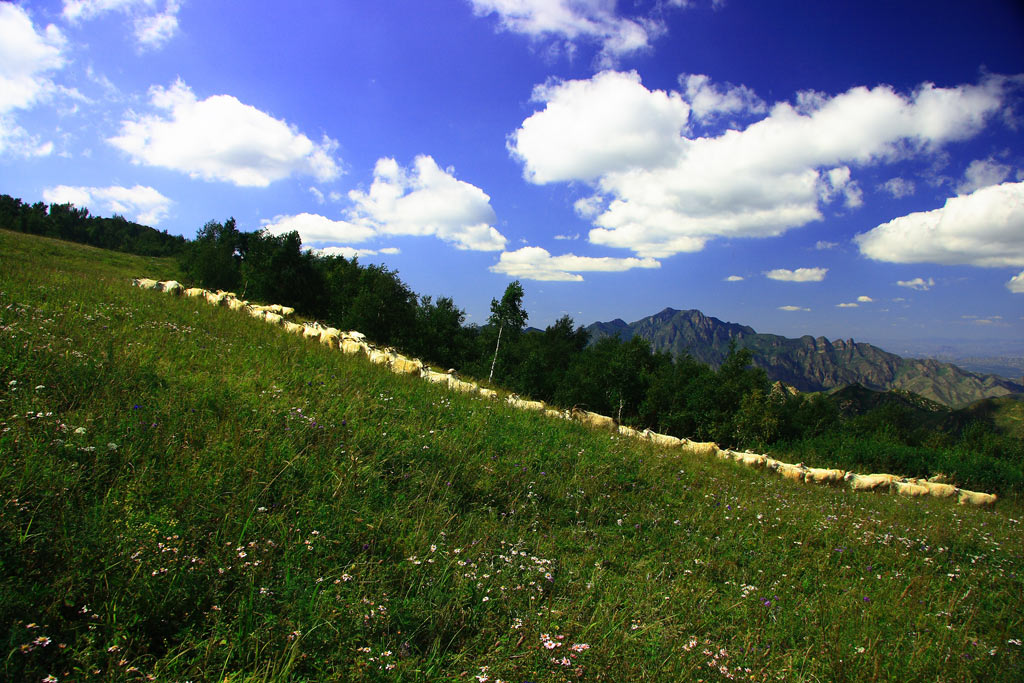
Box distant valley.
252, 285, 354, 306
585, 307, 1024, 408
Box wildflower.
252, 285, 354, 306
42, 676, 57, 683
74, 427, 86, 435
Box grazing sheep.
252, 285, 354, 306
804, 466, 845, 485
302, 323, 322, 340
132, 278, 159, 289
263, 312, 283, 325
319, 327, 341, 348
226, 297, 248, 311
478, 387, 498, 400
282, 321, 304, 334
183, 287, 206, 298
957, 489, 997, 507
644, 430, 682, 448
391, 353, 423, 376
927, 473, 952, 484
735, 452, 768, 470
775, 462, 806, 483
368, 347, 393, 366
247, 306, 267, 320
204, 290, 228, 306
508, 395, 546, 411
157, 280, 182, 294
916, 480, 958, 499
448, 377, 478, 393
421, 368, 451, 384
618, 425, 643, 439
893, 480, 930, 497
843, 472, 894, 492
544, 408, 569, 420
681, 439, 719, 458
341, 338, 368, 355
571, 408, 616, 430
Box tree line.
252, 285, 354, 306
0, 195, 187, 257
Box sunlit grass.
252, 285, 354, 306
2, 229, 1022, 681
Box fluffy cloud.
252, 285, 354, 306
262, 212, 375, 245
815, 240, 838, 250
778, 305, 810, 312
264, 156, 506, 254
725, 275, 744, 282
764, 267, 827, 282
469, 0, 662, 64
879, 177, 915, 198
0, 4, 66, 113
855, 181, 1024, 267
510, 71, 1013, 258
489, 246, 659, 281
346, 156, 506, 251
42, 184, 172, 225
63, 0, 180, 50
681, 73, 765, 122
1007, 271, 1024, 293
857, 295, 873, 302
896, 277, 935, 291
957, 157, 1012, 194
108, 79, 341, 187
511, 71, 690, 184
836, 302, 858, 308
134, 1, 180, 50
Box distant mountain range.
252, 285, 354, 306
585, 308, 1024, 408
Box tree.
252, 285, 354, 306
487, 280, 527, 383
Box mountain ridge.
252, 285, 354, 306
585, 307, 1024, 408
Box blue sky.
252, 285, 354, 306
2, 0, 1023, 354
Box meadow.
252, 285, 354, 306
1, 228, 1022, 681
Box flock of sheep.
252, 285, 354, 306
131, 278, 999, 508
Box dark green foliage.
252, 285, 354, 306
0, 194, 186, 257
239, 229, 324, 313
180, 218, 243, 292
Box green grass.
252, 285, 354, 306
2, 229, 1023, 681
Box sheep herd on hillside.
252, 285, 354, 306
132, 277, 999, 508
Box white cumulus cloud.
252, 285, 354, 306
836, 302, 858, 308
63, 0, 181, 50
489, 245, 660, 281
681, 73, 765, 123
42, 184, 172, 225
855, 181, 1024, 268
0, 4, 66, 157
764, 267, 827, 282
469, 0, 664, 65
108, 79, 341, 187
778, 305, 810, 312
725, 275, 744, 282
896, 277, 935, 291
857, 295, 873, 302
879, 177, 916, 198
262, 212, 376, 245
510, 71, 1014, 258
957, 157, 1012, 194
510, 70, 690, 184
1007, 271, 1024, 293
346, 155, 506, 251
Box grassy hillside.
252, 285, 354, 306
2, 229, 1023, 681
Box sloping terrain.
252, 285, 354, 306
587, 308, 1024, 407
2, 230, 1023, 681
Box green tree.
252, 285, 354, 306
487, 280, 528, 383
181, 218, 242, 292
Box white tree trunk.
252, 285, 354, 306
488, 322, 504, 383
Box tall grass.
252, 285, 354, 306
2, 229, 1023, 681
